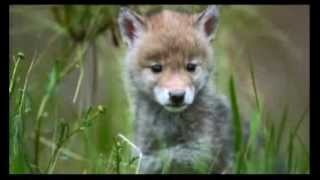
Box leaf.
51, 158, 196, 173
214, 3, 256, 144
276, 104, 288, 154
229, 76, 242, 153
57, 122, 70, 144
248, 109, 262, 153
46, 62, 59, 96
287, 132, 294, 172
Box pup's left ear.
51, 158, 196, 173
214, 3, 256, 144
194, 5, 219, 41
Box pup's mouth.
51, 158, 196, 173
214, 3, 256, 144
164, 104, 188, 112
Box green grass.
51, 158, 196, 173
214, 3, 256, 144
9, 5, 309, 174
227, 64, 309, 174
9, 49, 309, 174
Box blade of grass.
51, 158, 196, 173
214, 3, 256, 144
34, 42, 90, 170
292, 107, 308, 139
9, 52, 24, 96
228, 76, 244, 173
30, 134, 86, 161
18, 52, 37, 115
72, 59, 84, 103
229, 76, 242, 153
265, 122, 275, 171
248, 57, 260, 111
117, 134, 143, 174
296, 134, 309, 161
246, 109, 262, 156
10, 52, 38, 173
275, 104, 288, 154
287, 132, 294, 172
160, 149, 173, 174
113, 138, 122, 174
34, 60, 59, 171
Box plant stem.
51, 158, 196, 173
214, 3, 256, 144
72, 60, 84, 103
46, 107, 102, 173
117, 134, 143, 174
34, 93, 50, 171
46, 127, 83, 173
18, 54, 37, 114
33, 42, 88, 171
59, 42, 88, 79
248, 51, 260, 111
9, 53, 23, 96
91, 40, 97, 104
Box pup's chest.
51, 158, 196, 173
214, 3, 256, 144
152, 112, 203, 146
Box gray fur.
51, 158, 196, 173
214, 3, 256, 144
119, 6, 234, 174
131, 83, 234, 174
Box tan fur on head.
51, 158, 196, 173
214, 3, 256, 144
118, 6, 219, 107
136, 11, 210, 68
146, 10, 195, 32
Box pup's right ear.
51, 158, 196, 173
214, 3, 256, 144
118, 7, 146, 47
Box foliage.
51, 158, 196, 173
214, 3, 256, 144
9, 5, 309, 174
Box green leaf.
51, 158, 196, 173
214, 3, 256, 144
248, 109, 262, 152
276, 105, 288, 154
228, 76, 242, 153
287, 132, 294, 172
46, 62, 59, 96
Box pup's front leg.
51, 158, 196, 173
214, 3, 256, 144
139, 139, 214, 174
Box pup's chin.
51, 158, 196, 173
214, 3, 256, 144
163, 104, 188, 112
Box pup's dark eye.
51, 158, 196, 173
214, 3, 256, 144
186, 63, 197, 72
150, 64, 162, 73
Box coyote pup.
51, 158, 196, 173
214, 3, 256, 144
118, 6, 233, 173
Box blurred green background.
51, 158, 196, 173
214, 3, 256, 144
9, 5, 309, 173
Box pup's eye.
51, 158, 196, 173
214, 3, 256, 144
186, 63, 197, 72
150, 64, 162, 73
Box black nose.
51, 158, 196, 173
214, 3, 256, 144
169, 91, 185, 105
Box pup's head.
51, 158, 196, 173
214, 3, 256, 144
118, 6, 219, 112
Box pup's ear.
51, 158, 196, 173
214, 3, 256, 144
194, 5, 219, 41
118, 7, 146, 47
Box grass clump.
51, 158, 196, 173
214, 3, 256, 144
9, 5, 309, 174
228, 62, 309, 174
